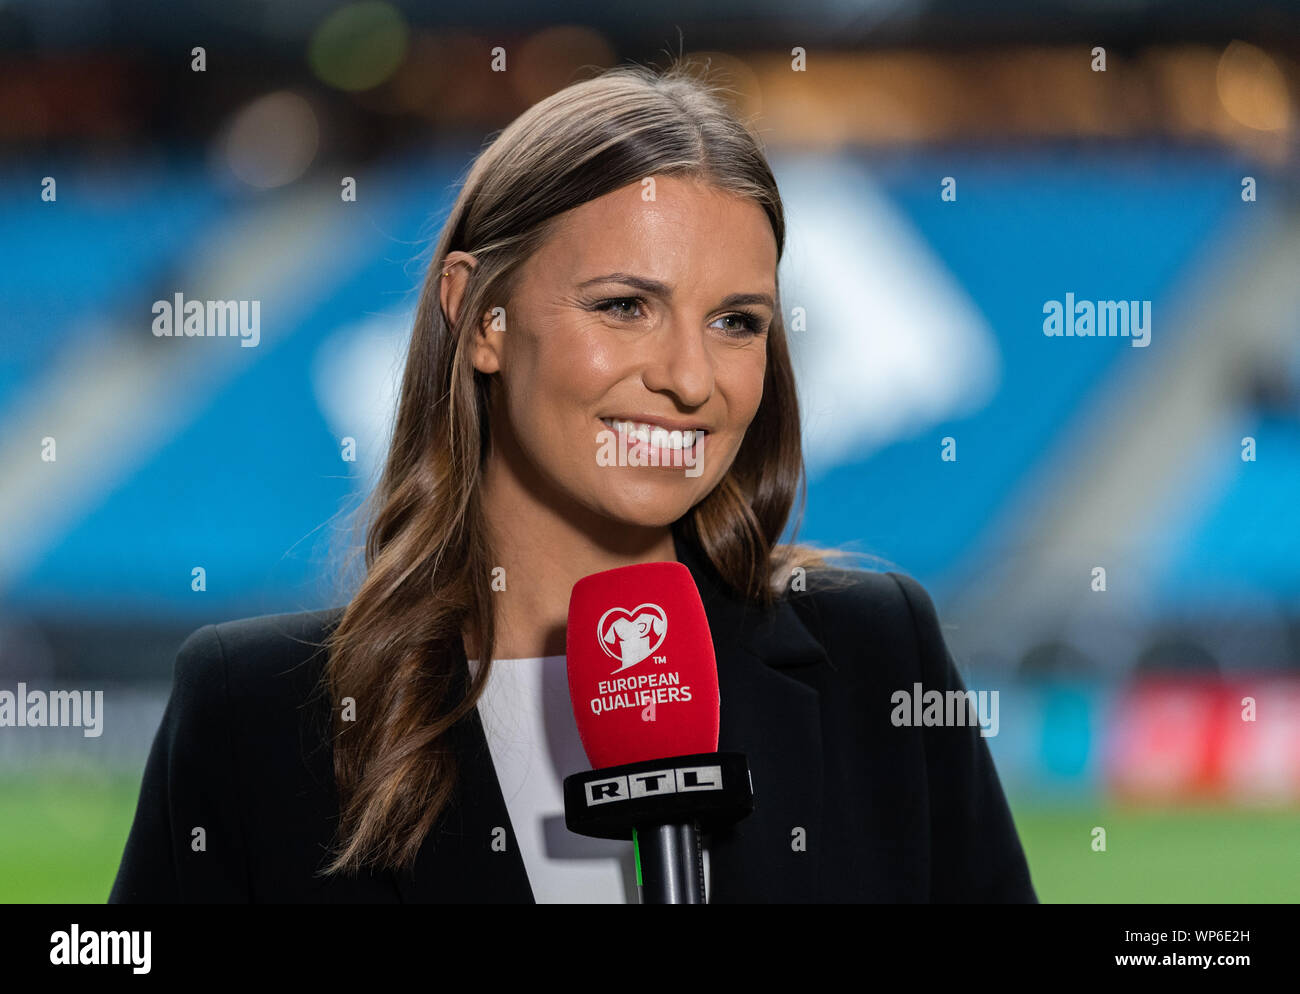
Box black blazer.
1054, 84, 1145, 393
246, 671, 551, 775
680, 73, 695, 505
109, 527, 1037, 903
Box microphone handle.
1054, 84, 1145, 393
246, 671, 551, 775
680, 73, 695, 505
635, 821, 705, 904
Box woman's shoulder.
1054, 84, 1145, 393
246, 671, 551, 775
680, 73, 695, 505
169, 606, 346, 710
790, 563, 939, 631
784, 564, 954, 681
201, 605, 346, 664
770, 544, 937, 630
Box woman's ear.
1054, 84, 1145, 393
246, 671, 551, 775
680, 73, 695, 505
438, 250, 477, 328
439, 251, 502, 375
471, 311, 504, 375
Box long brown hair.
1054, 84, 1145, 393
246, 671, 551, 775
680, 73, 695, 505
320, 59, 843, 876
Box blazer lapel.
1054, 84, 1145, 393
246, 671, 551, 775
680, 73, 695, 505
392, 655, 536, 903
672, 526, 827, 903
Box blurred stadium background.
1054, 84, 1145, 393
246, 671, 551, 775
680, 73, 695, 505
1, 0, 1298, 902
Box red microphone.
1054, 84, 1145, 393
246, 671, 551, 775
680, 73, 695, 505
563, 561, 753, 904
566, 561, 719, 768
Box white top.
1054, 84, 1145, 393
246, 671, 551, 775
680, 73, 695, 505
467, 654, 711, 904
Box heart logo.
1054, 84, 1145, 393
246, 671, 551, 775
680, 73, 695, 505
596, 603, 668, 673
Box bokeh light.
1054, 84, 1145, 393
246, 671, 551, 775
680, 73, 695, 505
309, 1, 410, 93
221, 91, 320, 189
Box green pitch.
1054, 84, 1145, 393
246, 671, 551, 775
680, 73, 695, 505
1, 772, 1296, 902
0, 769, 144, 903
1011, 799, 1299, 903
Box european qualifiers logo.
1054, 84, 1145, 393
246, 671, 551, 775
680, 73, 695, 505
588, 602, 691, 716
151, 292, 261, 347
1042, 292, 1151, 348
598, 603, 667, 672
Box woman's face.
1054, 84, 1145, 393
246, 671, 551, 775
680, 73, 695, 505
469, 174, 777, 529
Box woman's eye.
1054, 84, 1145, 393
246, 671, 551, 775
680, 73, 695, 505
712, 312, 766, 337
593, 299, 765, 337
595, 298, 643, 319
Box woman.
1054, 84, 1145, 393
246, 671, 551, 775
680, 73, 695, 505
109, 61, 1037, 903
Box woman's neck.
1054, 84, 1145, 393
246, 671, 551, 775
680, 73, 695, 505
470, 449, 677, 662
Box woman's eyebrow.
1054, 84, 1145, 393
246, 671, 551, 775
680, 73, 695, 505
575, 273, 670, 295
575, 273, 775, 310
717, 292, 776, 311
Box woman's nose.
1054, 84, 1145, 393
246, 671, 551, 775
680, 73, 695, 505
639, 319, 715, 408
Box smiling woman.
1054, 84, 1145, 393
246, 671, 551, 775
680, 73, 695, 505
324, 60, 829, 883
109, 59, 1036, 905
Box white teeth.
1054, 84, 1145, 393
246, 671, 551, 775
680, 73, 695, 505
602, 419, 704, 449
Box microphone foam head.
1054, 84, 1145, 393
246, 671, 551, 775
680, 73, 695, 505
566, 561, 720, 768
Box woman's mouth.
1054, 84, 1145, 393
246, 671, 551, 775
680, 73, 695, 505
599, 417, 708, 454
